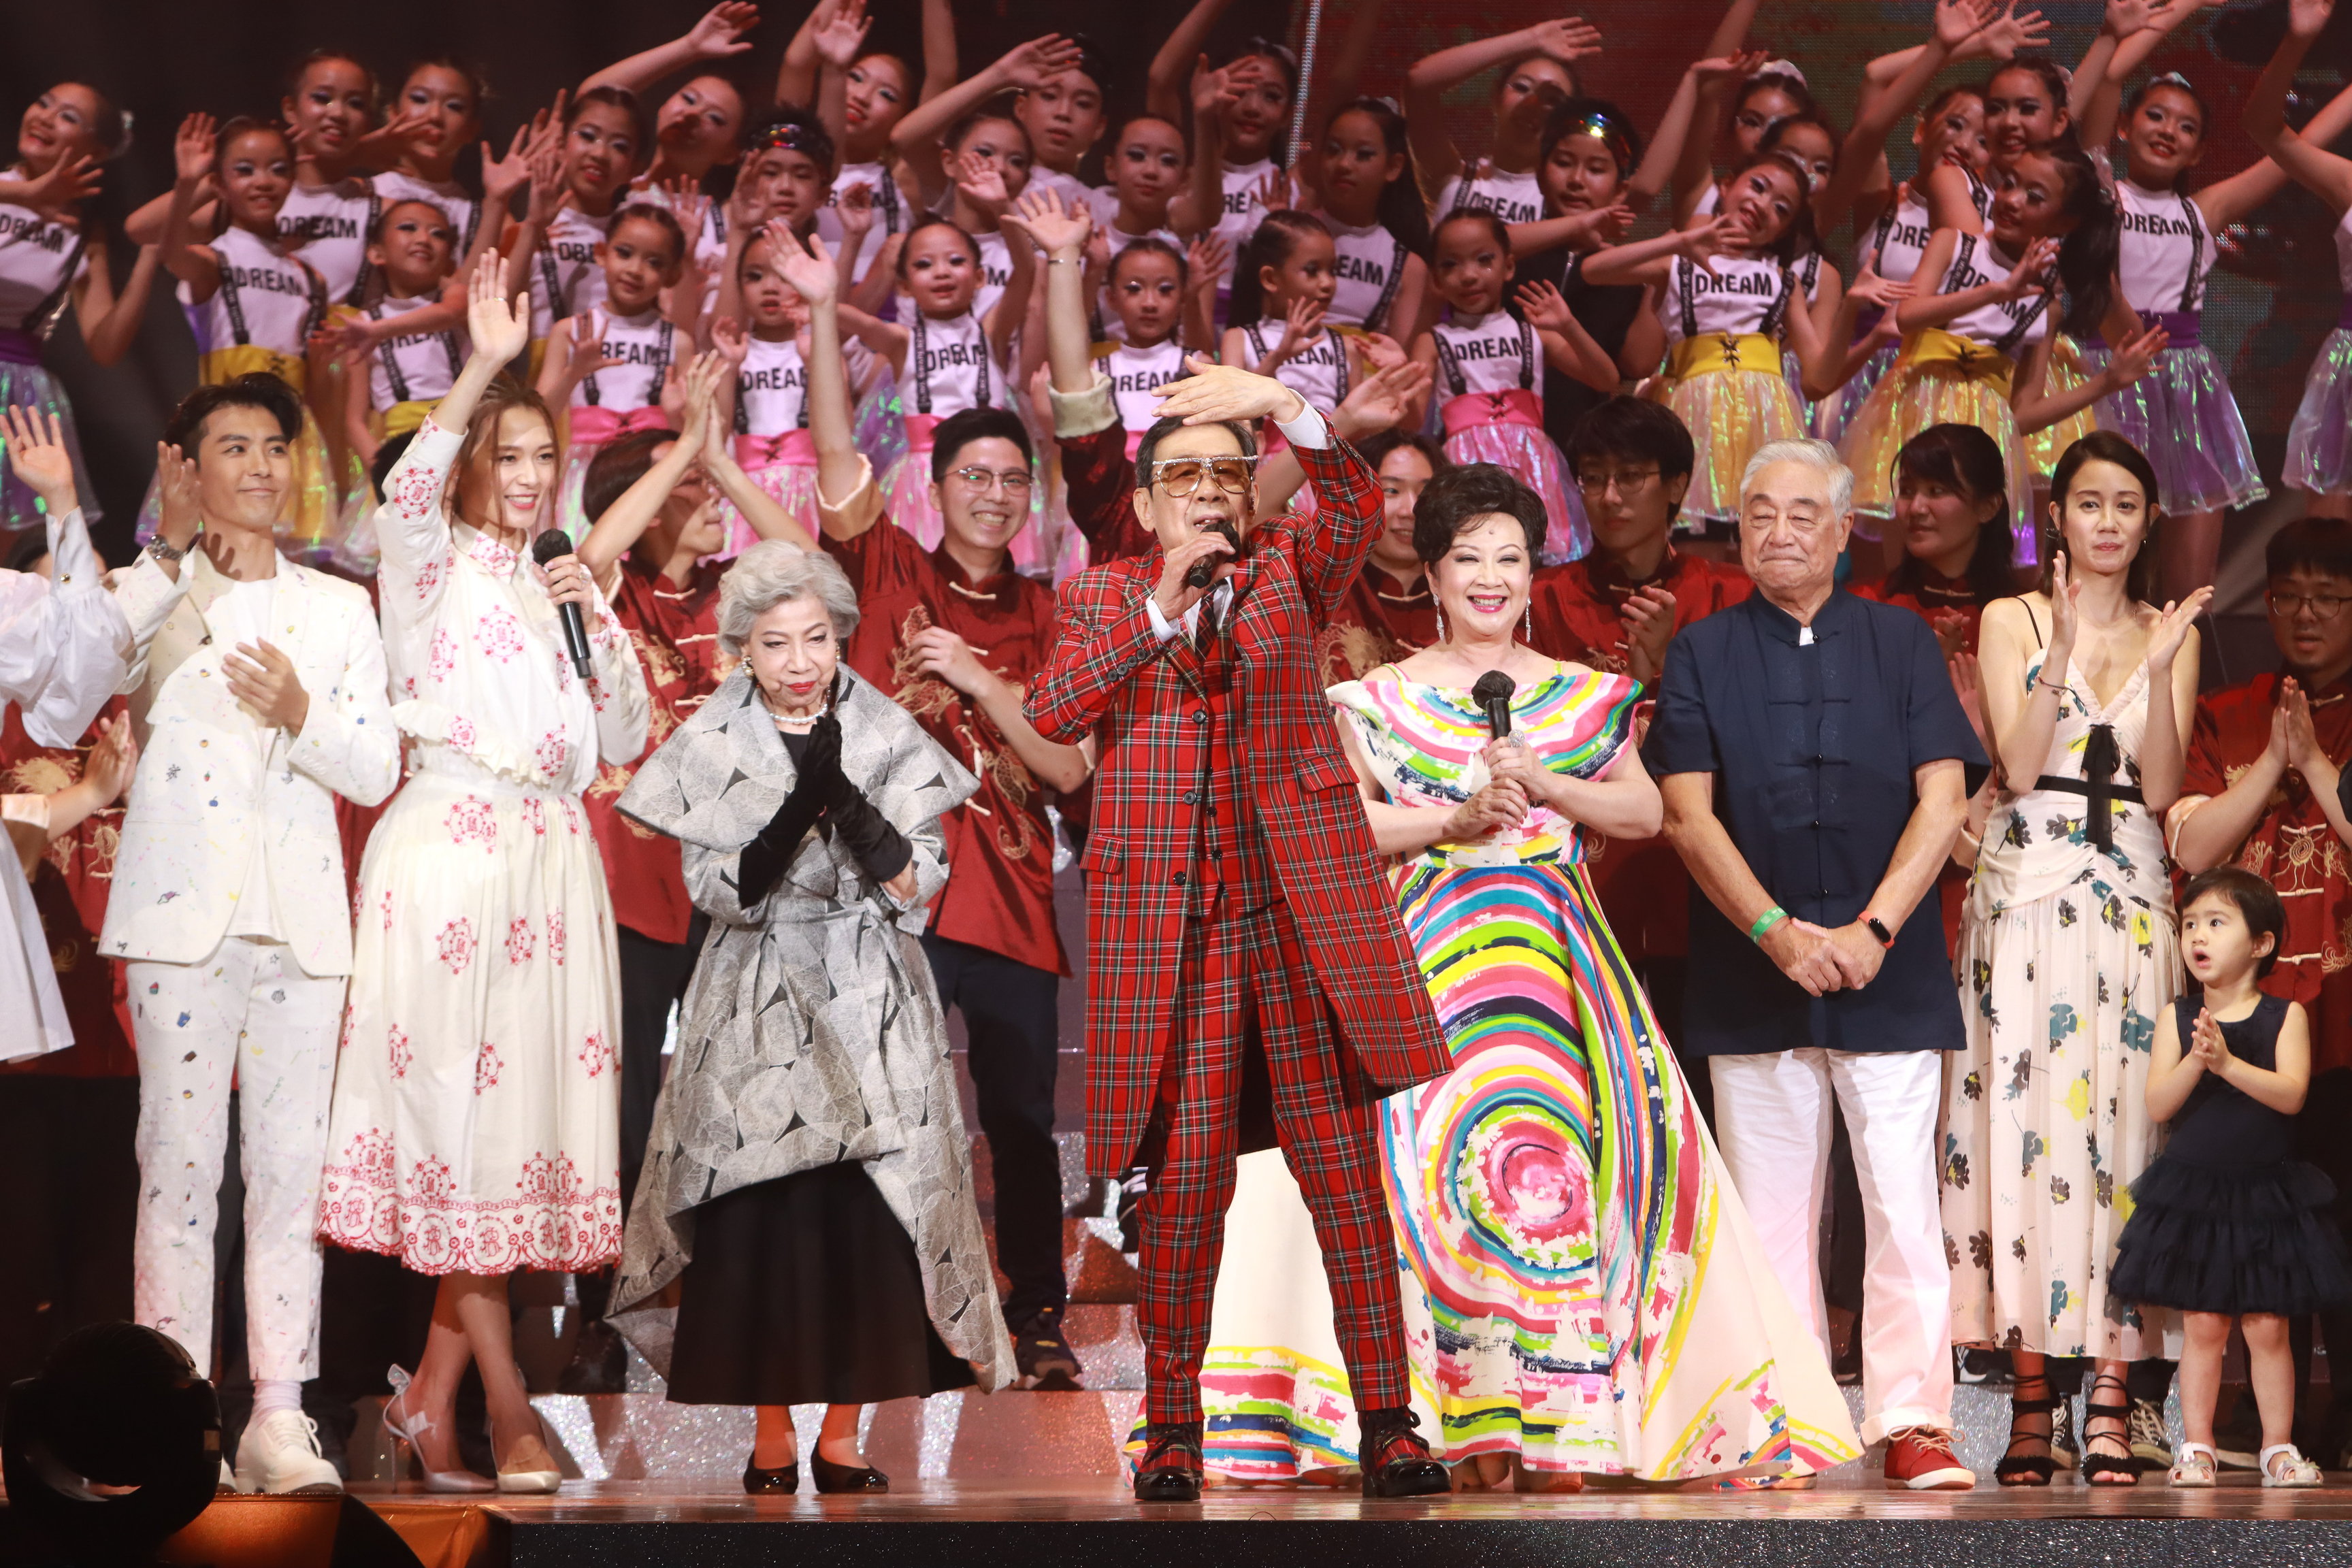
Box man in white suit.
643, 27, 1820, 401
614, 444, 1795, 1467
106, 374, 398, 1494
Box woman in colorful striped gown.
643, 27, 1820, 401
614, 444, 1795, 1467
1185, 463, 1856, 1490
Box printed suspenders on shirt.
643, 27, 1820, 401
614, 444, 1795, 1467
1367, 234, 1406, 331
1945, 235, 2039, 357
581, 316, 674, 407
1433, 316, 1535, 398
218, 249, 329, 352
1243, 320, 1351, 403
1675, 255, 1793, 342
21, 228, 86, 341
368, 301, 464, 404
732, 361, 811, 434
345, 189, 383, 306
909, 312, 991, 415
2173, 196, 2206, 313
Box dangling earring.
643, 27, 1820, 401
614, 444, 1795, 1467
1522, 600, 1534, 644
1435, 604, 1448, 644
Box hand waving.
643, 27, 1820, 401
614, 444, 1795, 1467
3, 404, 79, 513
465, 249, 532, 368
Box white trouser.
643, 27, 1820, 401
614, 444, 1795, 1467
129, 937, 342, 1381
1710, 1046, 1954, 1446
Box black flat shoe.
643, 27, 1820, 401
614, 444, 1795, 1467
1358, 1407, 1451, 1499
1133, 1421, 1205, 1503
811, 1454, 889, 1494
742, 1456, 798, 1494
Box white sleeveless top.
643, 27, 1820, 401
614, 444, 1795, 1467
1437, 167, 1545, 227
371, 171, 481, 259
1938, 234, 2046, 355
0, 203, 87, 335
1660, 253, 1794, 345
735, 333, 807, 436
1100, 337, 1190, 434
974, 227, 1012, 325
2116, 179, 2212, 316
1433, 310, 1538, 399
1214, 159, 1276, 293
180, 226, 327, 357
528, 206, 615, 339
1241, 317, 1350, 409
1322, 215, 1409, 330
276, 181, 372, 304
566, 304, 676, 411
816, 159, 905, 287
1867, 170, 1995, 288
905, 308, 998, 417
365, 293, 466, 412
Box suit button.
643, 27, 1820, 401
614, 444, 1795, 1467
1812, 819, 1822, 828
1190, 709, 1207, 724
1181, 788, 1198, 804
1172, 872, 1188, 886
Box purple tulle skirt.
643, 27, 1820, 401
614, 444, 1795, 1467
2286, 326, 2352, 498
2080, 344, 2268, 514
0, 358, 98, 531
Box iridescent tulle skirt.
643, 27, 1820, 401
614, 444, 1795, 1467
2287, 325, 2352, 497
2080, 333, 2267, 514
0, 340, 99, 531
1648, 337, 1805, 530
1440, 390, 1589, 563
1813, 338, 1901, 451
2019, 333, 2099, 491
1838, 333, 2037, 565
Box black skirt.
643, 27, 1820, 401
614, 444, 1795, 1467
665, 1161, 977, 1407
2108, 1154, 2352, 1317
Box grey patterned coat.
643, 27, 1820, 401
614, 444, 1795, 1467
607, 664, 1012, 1391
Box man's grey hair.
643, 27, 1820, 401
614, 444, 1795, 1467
716, 540, 862, 656
1740, 438, 1854, 520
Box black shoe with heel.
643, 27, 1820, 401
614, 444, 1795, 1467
811, 1453, 889, 1494
1995, 1373, 2057, 1487
742, 1456, 798, 1494
2082, 1375, 2142, 1486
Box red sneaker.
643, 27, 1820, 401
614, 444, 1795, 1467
1884, 1427, 1976, 1490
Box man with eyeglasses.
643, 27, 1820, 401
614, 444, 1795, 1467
2170, 519, 2352, 1460
1025, 357, 1453, 1504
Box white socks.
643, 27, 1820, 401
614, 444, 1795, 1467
252, 1379, 303, 1418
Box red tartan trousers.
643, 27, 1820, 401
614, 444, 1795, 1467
1137, 891, 1409, 1424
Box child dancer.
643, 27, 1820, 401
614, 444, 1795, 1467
1145, 3, 1298, 310
157, 115, 339, 552
1009, 37, 1111, 220
2248, 0, 2352, 523
889, 35, 1081, 265
537, 203, 696, 534
709, 221, 829, 555
376, 60, 492, 261
1220, 211, 1376, 419
844, 217, 1033, 552
590, 2, 755, 193
1311, 99, 1428, 340
0, 81, 151, 531
341, 201, 464, 474
707, 108, 850, 329
2110, 868, 2352, 1490
1406, 17, 1600, 223
1098, 239, 1201, 455
1581, 152, 1833, 534
781, 0, 949, 292
276, 52, 383, 305
500, 88, 649, 376
1411, 211, 1613, 563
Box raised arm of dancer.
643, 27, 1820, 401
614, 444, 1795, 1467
1575, 217, 1728, 290
589, 2, 759, 97
1820, 0, 1992, 238
159, 115, 226, 301
1405, 18, 1605, 204
2189, 78, 2352, 233
1173, 59, 1237, 238
2247, 0, 2352, 212
73, 238, 160, 368
1147, 0, 1241, 123
889, 35, 1083, 205
576, 354, 725, 585
2084, 0, 2228, 147
807, 0, 870, 150
1013, 189, 1096, 397
1671, 0, 1767, 222
917, 0, 958, 104
2072, 0, 2174, 146
1256, 358, 1431, 514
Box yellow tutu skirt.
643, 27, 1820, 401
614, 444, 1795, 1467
137, 345, 349, 559
1839, 331, 2037, 565
1648, 335, 1805, 529
2021, 333, 2099, 487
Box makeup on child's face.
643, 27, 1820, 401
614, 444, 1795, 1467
949, 119, 1033, 203
2050, 459, 2150, 579
1918, 93, 1988, 175
1109, 252, 1183, 343
566, 103, 642, 203
2180, 893, 2268, 987
745, 147, 829, 226
2127, 84, 2205, 181
1221, 57, 1290, 159
1984, 69, 2062, 165
1991, 154, 2069, 245
738, 242, 800, 329
1018, 69, 1106, 169
1431, 223, 1512, 314
399, 66, 480, 165
599, 215, 683, 311
1771, 123, 1835, 193
1543, 133, 1623, 216
1731, 86, 1803, 157
1497, 58, 1575, 134
220, 130, 295, 227
19, 84, 105, 169
844, 56, 909, 137
285, 59, 374, 159
1318, 111, 1396, 215
1722, 164, 1800, 246
1266, 232, 1337, 308
902, 227, 979, 314
1114, 120, 1187, 210
371, 201, 457, 291
657, 76, 744, 170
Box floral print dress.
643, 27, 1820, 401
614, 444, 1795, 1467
1941, 648, 2176, 1358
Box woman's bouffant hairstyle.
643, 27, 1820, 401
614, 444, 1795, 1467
2042, 430, 2162, 606
1411, 462, 1547, 561
1889, 423, 2014, 607
717, 540, 861, 654
2179, 866, 2287, 979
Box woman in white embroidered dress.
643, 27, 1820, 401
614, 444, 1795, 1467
319, 252, 649, 1493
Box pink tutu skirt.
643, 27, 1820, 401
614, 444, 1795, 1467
1440, 391, 1588, 563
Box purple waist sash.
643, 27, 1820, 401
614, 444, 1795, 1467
0, 328, 44, 368
2137, 310, 2200, 349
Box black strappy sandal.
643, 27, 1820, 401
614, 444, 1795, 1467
1995, 1371, 2058, 1486
2081, 1373, 2142, 1486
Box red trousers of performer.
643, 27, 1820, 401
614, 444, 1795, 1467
1136, 893, 1409, 1424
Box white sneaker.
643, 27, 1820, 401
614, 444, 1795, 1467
233, 1410, 344, 1495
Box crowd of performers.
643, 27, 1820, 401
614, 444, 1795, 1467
14, 0, 2352, 1507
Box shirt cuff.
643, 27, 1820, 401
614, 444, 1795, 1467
815, 454, 883, 535
1273, 399, 1330, 451
1049, 374, 1120, 440
1143, 592, 1182, 642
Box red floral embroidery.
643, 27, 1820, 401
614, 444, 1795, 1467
474, 1041, 503, 1094
446, 715, 476, 751
380, 889, 395, 930
427, 628, 457, 683
413, 553, 444, 600
505, 917, 536, 966
547, 908, 567, 968
520, 796, 546, 836
387, 1024, 412, 1080
534, 728, 570, 779
436, 918, 475, 975
403, 675, 418, 698
445, 796, 497, 851
410, 1156, 455, 1201
559, 799, 581, 836
576, 1030, 613, 1078
474, 605, 525, 663
552, 646, 573, 691
393, 465, 442, 517
519, 1152, 554, 1200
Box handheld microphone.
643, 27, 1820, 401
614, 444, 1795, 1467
1471, 670, 1516, 739
1183, 522, 1241, 590
532, 531, 595, 680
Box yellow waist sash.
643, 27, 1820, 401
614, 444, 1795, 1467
199, 344, 307, 395
1664, 331, 1783, 381
1899, 329, 2014, 397
378, 399, 434, 441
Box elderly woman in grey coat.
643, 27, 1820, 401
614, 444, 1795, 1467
610, 541, 1011, 1497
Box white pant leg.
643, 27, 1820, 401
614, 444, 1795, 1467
233, 943, 343, 1382
129, 941, 258, 1377
1709, 1049, 1836, 1358
1829, 1047, 1955, 1444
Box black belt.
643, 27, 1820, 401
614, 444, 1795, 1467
2034, 721, 2140, 850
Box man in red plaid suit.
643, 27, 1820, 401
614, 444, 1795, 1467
1025, 350, 1454, 1503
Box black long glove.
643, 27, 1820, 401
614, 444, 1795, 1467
734, 715, 843, 904
794, 723, 913, 884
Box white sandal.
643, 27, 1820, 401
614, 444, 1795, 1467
2261, 1443, 2323, 1488
2167, 1441, 2217, 1488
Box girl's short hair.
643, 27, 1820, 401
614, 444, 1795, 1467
1540, 97, 1642, 178
717, 540, 861, 653
210, 116, 293, 178
2179, 866, 2287, 980
1432, 208, 1512, 259
894, 217, 980, 279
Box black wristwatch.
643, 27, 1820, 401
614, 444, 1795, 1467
1861, 912, 1895, 949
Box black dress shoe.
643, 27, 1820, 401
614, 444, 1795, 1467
742, 1456, 798, 1494
811, 1454, 889, 1494
1358, 1407, 1451, 1499
1133, 1421, 1205, 1503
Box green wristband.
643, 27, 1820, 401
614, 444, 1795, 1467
1749, 906, 1789, 944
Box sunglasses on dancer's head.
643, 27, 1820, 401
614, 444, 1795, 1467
946, 465, 1035, 495
1143, 455, 1261, 496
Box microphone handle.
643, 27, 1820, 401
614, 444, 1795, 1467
1485, 700, 1512, 739
557, 602, 594, 679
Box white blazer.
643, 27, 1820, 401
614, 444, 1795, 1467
102, 549, 399, 975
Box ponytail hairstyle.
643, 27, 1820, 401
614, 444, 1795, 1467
2035, 140, 2121, 337
1323, 97, 1429, 253
1228, 209, 1331, 328
1720, 149, 1819, 263
2124, 71, 2208, 193
1889, 423, 2014, 607
2042, 429, 2161, 606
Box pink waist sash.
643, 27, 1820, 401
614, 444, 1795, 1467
735, 429, 818, 468
1440, 387, 1544, 440
569, 405, 670, 446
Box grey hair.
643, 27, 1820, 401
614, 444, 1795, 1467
1740, 438, 1853, 519
716, 540, 861, 656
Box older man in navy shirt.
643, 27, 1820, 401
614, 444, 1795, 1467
1645, 439, 1984, 1492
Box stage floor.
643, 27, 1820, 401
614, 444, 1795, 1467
354, 1473, 2352, 1568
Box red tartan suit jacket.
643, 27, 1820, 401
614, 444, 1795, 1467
1025, 431, 1452, 1178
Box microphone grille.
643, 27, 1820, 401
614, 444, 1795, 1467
529, 529, 572, 566
1471, 671, 1516, 707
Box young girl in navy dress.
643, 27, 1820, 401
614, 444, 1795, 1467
2110, 868, 2352, 1489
